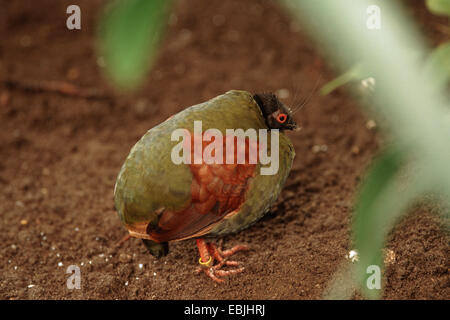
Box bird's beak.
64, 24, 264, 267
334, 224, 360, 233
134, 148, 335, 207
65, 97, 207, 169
289, 122, 300, 131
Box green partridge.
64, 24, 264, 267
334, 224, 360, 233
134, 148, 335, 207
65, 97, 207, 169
114, 90, 296, 283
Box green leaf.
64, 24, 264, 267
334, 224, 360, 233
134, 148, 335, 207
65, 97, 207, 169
424, 42, 450, 90
320, 63, 368, 95
353, 147, 413, 299
98, 0, 172, 90
426, 0, 450, 17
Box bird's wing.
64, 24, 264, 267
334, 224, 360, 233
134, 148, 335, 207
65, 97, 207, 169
147, 133, 259, 242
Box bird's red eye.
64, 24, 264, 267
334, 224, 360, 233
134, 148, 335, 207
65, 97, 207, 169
277, 113, 287, 123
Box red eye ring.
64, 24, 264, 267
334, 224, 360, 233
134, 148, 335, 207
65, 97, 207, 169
277, 113, 287, 123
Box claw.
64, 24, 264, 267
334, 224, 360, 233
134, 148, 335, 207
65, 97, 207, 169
222, 245, 249, 257
224, 260, 241, 267
215, 267, 245, 277
195, 239, 249, 283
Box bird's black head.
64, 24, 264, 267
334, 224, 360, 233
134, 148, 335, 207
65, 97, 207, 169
253, 92, 297, 131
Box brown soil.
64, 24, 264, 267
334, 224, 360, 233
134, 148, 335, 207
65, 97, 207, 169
0, 0, 448, 300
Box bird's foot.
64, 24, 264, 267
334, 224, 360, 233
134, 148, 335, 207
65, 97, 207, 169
195, 238, 248, 283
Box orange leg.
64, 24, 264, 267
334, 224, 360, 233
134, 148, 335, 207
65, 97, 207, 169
195, 238, 249, 283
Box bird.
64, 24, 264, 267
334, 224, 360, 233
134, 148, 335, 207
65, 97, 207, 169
114, 90, 296, 283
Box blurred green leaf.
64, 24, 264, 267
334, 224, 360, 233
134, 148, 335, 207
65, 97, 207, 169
283, 0, 450, 299
353, 148, 435, 299
353, 148, 404, 299
320, 63, 369, 95
99, 0, 172, 90
426, 0, 450, 16
424, 42, 450, 90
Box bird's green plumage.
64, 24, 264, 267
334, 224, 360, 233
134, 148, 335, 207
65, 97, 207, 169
114, 90, 295, 238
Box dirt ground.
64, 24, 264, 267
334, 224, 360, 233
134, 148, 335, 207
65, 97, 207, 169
0, 0, 448, 300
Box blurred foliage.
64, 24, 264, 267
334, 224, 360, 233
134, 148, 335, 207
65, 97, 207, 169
426, 0, 450, 16
319, 63, 367, 95
424, 42, 450, 90
283, 0, 450, 299
98, 0, 173, 90
321, 0, 450, 95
